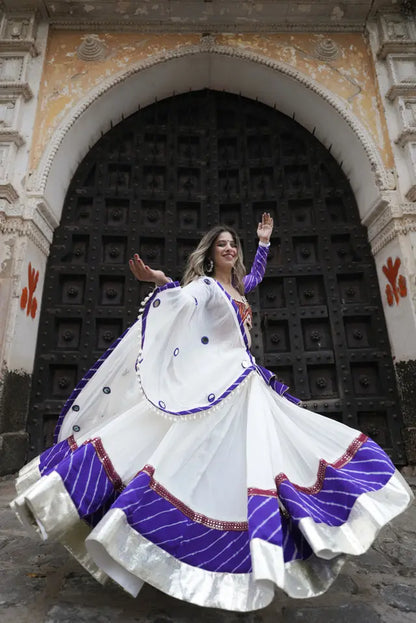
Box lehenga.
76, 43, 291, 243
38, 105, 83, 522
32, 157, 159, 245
11, 245, 413, 612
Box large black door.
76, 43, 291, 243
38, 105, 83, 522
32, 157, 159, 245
28, 90, 406, 463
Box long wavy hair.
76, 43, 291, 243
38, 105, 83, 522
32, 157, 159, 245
182, 225, 246, 294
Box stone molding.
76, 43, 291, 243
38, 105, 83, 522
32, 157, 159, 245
377, 40, 416, 59
396, 129, 416, 147
386, 83, 416, 102
1, 0, 399, 33
0, 80, 32, 100
0, 181, 18, 202
0, 128, 24, 146
0, 210, 52, 255
28, 193, 59, 233
396, 96, 416, 146
0, 51, 33, 100
0, 39, 38, 56
384, 53, 416, 101
363, 198, 416, 254
376, 10, 416, 59
0, 11, 38, 39
0, 12, 38, 55
371, 215, 416, 255
49, 21, 369, 34
0, 8, 40, 226
28, 43, 393, 204
369, 11, 416, 205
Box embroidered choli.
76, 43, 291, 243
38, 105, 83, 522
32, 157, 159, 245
233, 299, 252, 326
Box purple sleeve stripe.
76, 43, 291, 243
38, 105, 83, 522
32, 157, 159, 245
243, 245, 269, 294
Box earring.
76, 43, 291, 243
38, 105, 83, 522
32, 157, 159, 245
205, 258, 214, 273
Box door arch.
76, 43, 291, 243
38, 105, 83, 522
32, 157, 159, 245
28, 90, 406, 463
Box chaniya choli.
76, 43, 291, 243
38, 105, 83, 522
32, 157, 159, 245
11, 244, 413, 611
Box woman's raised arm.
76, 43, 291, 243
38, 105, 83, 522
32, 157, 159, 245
243, 212, 274, 293
129, 253, 171, 287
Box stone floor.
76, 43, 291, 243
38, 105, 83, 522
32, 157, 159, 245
1, 472, 416, 623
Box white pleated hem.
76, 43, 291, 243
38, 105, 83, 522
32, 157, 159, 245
10, 470, 109, 584
86, 507, 275, 611
10, 458, 414, 610
298, 469, 413, 560
15, 456, 41, 496
250, 539, 346, 599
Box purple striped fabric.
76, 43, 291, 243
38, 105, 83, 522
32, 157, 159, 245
281, 514, 313, 562
55, 442, 115, 518
247, 494, 312, 563
112, 470, 318, 570
85, 490, 119, 527
38, 436, 396, 570
247, 495, 283, 546
113, 471, 252, 574
39, 438, 73, 476
243, 245, 269, 293
53, 325, 133, 443
279, 438, 395, 526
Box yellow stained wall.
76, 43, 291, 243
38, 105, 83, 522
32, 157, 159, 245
31, 31, 393, 171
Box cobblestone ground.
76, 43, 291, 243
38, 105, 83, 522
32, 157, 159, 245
1, 473, 416, 623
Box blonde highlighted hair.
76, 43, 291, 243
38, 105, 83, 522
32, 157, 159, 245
182, 225, 246, 294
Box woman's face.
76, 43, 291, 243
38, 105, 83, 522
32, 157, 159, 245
212, 231, 238, 272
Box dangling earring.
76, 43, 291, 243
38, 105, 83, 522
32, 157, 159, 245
205, 258, 214, 273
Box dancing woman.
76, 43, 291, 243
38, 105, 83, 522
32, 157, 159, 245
11, 214, 412, 611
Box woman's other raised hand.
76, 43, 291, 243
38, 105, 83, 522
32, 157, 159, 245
257, 212, 274, 244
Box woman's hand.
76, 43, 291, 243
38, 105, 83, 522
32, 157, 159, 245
129, 254, 170, 286
257, 212, 274, 244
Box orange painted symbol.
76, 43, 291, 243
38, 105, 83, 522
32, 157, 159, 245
382, 257, 407, 306
20, 262, 39, 319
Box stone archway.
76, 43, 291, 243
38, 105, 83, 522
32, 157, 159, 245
29, 45, 392, 228
27, 89, 405, 465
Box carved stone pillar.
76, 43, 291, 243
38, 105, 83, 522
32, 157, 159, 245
367, 7, 416, 462
0, 9, 49, 474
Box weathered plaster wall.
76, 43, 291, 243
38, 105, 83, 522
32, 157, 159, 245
30, 31, 393, 172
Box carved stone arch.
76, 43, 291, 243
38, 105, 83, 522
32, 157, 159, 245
27, 89, 406, 464
28, 44, 392, 229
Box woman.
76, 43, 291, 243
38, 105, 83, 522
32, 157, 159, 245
11, 214, 412, 612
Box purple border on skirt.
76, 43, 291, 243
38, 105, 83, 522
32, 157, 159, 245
278, 438, 395, 526
248, 494, 313, 563
113, 471, 252, 573
39, 438, 74, 476
55, 442, 117, 521
37, 437, 396, 570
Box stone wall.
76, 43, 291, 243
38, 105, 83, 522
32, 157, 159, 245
0, 10, 49, 473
